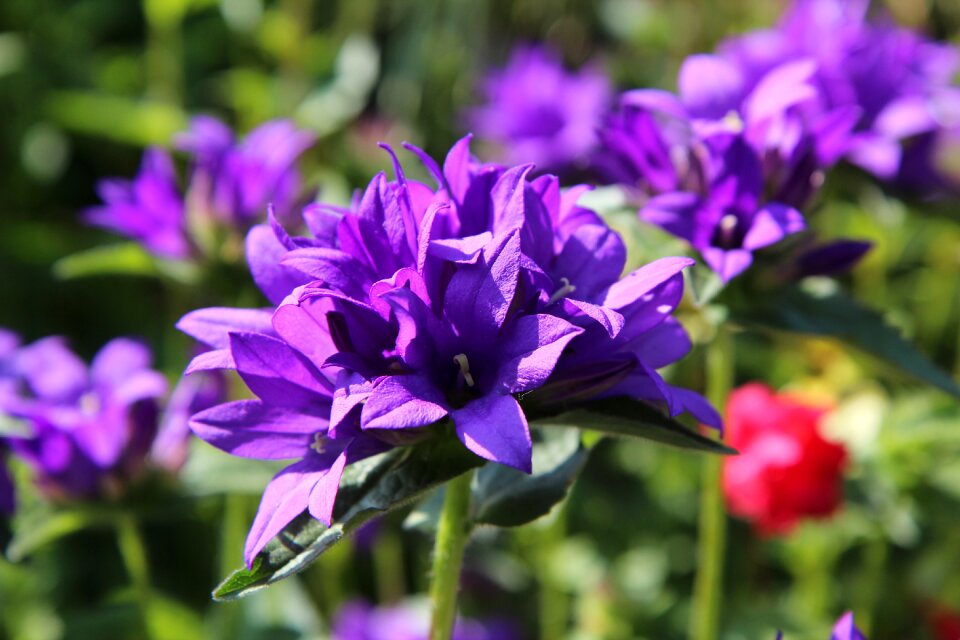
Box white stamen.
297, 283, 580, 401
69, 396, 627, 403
723, 110, 745, 133
548, 277, 577, 305
310, 433, 326, 454
719, 214, 738, 233
453, 353, 475, 388
79, 392, 100, 416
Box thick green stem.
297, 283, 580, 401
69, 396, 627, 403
116, 513, 152, 638
538, 509, 568, 640
690, 327, 734, 640
428, 470, 474, 640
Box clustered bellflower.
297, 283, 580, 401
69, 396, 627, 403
84, 116, 315, 260
0, 332, 221, 506
719, 0, 960, 191
595, 51, 865, 282
179, 135, 720, 566
469, 45, 611, 174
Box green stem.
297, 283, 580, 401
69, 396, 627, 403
538, 509, 568, 640
373, 528, 407, 604
116, 513, 152, 638
215, 495, 247, 640
690, 327, 734, 640
428, 470, 474, 640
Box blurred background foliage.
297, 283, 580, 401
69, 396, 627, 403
0, 0, 959, 639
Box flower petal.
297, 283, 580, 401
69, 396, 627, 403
189, 399, 323, 459
361, 375, 449, 431
498, 314, 582, 394
453, 393, 532, 473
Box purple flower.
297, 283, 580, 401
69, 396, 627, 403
84, 149, 190, 259
642, 133, 806, 282
332, 599, 518, 640
831, 612, 868, 640
84, 117, 315, 260
176, 116, 316, 225
179, 136, 718, 565
469, 45, 611, 173
4, 337, 168, 501
719, 0, 960, 189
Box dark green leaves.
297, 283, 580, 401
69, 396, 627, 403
531, 397, 735, 455
733, 285, 960, 398
471, 428, 588, 527
213, 434, 483, 601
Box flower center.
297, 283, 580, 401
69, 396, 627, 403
723, 110, 745, 133
548, 277, 577, 305
717, 213, 740, 248
79, 392, 100, 416
310, 432, 326, 454
453, 353, 475, 388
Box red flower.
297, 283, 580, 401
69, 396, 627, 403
931, 606, 960, 640
722, 383, 848, 535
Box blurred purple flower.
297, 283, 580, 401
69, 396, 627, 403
832, 611, 868, 640
179, 136, 718, 564
719, 0, 960, 190
4, 337, 168, 501
84, 117, 315, 260
469, 45, 611, 173
84, 149, 190, 259
332, 599, 518, 640
176, 116, 316, 225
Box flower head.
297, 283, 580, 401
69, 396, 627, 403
469, 45, 611, 173
831, 611, 868, 640
719, 0, 960, 190
332, 599, 518, 640
3, 337, 169, 501
723, 383, 847, 535
180, 136, 718, 565
84, 117, 315, 260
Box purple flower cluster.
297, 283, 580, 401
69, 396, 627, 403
0, 332, 221, 508
179, 136, 719, 565
720, 0, 960, 190
84, 117, 315, 260
469, 45, 611, 174
595, 0, 958, 282
332, 599, 518, 640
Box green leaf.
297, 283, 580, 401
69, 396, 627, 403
531, 397, 735, 455
733, 285, 960, 398
213, 433, 482, 601
0, 414, 32, 438
53, 243, 159, 280
472, 427, 588, 527
6, 506, 116, 561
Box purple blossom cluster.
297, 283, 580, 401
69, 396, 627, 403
469, 45, 611, 174
84, 117, 315, 260
0, 331, 222, 510
591, 0, 958, 282
332, 599, 518, 640
179, 136, 720, 565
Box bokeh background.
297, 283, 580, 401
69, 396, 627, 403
1, 0, 959, 638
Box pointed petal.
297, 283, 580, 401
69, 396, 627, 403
189, 399, 324, 459
453, 393, 531, 472
498, 314, 582, 394
246, 224, 311, 305
307, 449, 349, 524
361, 375, 449, 431
602, 256, 695, 310
91, 338, 152, 389
229, 332, 332, 407
177, 307, 275, 350
741, 203, 805, 251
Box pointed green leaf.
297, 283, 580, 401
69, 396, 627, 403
213, 433, 482, 601
733, 286, 960, 398
53, 243, 159, 280
6, 506, 115, 561
531, 397, 735, 455
472, 427, 588, 527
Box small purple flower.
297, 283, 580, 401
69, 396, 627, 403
642, 133, 806, 282
332, 599, 518, 640
4, 337, 168, 501
176, 116, 316, 225
84, 149, 190, 259
469, 45, 611, 173
179, 136, 718, 565
831, 612, 868, 640
84, 117, 315, 260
